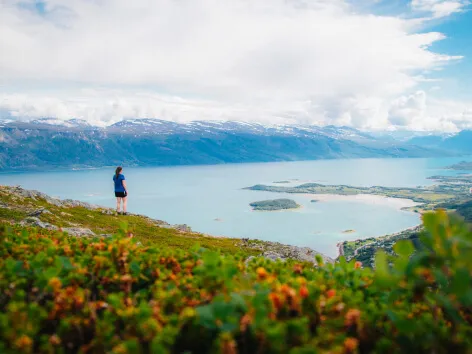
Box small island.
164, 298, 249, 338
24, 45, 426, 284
250, 199, 300, 211
342, 229, 356, 234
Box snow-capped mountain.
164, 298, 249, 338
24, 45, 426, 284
105, 118, 378, 142
30, 117, 91, 128
1, 117, 460, 144
0, 117, 462, 171
369, 130, 455, 142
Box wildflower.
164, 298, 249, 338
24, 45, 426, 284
335, 302, 345, 313
221, 338, 237, 354
14, 335, 32, 350
296, 276, 307, 285
354, 261, 362, 269
49, 335, 61, 346
345, 309, 361, 327
344, 337, 359, 353
293, 264, 303, 274
256, 267, 268, 279
326, 289, 336, 299
48, 277, 62, 292
269, 293, 283, 310
299, 286, 309, 298
240, 314, 252, 332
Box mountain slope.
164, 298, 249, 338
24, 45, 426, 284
406, 130, 472, 153
0, 118, 454, 171
440, 130, 472, 153
0, 185, 333, 264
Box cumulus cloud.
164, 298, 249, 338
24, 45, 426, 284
0, 0, 468, 130
411, 0, 469, 19
388, 91, 427, 127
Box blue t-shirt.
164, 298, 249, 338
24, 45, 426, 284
113, 174, 126, 192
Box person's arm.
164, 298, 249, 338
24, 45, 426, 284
122, 180, 128, 194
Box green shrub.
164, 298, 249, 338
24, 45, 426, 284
0, 210, 471, 353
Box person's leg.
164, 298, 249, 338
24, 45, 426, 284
116, 197, 121, 213
123, 196, 127, 214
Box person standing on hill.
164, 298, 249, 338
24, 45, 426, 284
113, 166, 128, 215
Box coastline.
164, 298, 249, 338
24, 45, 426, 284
309, 193, 421, 260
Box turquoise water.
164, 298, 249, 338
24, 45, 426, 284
0, 157, 467, 257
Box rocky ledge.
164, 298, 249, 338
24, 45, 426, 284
2, 185, 193, 234
241, 238, 333, 265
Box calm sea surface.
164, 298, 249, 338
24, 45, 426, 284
0, 157, 467, 257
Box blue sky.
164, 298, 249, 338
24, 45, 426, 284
427, 10, 472, 101
0, 0, 471, 131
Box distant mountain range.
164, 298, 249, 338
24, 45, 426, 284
0, 117, 468, 171
406, 130, 472, 153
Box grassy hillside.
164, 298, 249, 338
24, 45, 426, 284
0, 186, 256, 256
1, 209, 471, 353
0, 185, 333, 264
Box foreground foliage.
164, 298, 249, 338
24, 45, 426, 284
0, 211, 471, 353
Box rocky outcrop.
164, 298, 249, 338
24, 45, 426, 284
18, 216, 95, 237
10, 186, 101, 210
241, 238, 334, 265
172, 224, 192, 232
62, 227, 96, 237
20, 217, 58, 231
28, 208, 52, 217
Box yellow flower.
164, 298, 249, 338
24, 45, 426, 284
48, 277, 62, 292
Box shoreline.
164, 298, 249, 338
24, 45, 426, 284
302, 193, 420, 210
310, 193, 421, 259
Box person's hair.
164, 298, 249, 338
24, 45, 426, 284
115, 166, 123, 177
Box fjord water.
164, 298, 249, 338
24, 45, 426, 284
0, 157, 466, 257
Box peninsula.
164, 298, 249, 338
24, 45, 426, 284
445, 160, 472, 170
244, 173, 472, 212
245, 174, 472, 266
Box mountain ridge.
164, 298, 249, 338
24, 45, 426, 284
0, 118, 465, 171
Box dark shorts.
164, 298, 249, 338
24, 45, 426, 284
115, 191, 127, 198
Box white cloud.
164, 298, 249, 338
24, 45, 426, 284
388, 91, 427, 127
0, 0, 467, 130
411, 0, 469, 19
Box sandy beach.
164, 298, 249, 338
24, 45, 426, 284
304, 193, 421, 260
303, 193, 420, 210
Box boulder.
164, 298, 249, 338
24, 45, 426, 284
245, 252, 286, 265
28, 208, 52, 217
20, 217, 58, 231
262, 251, 286, 262
62, 199, 100, 210
100, 234, 113, 238
62, 227, 96, 237
173, 224, 192, 232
